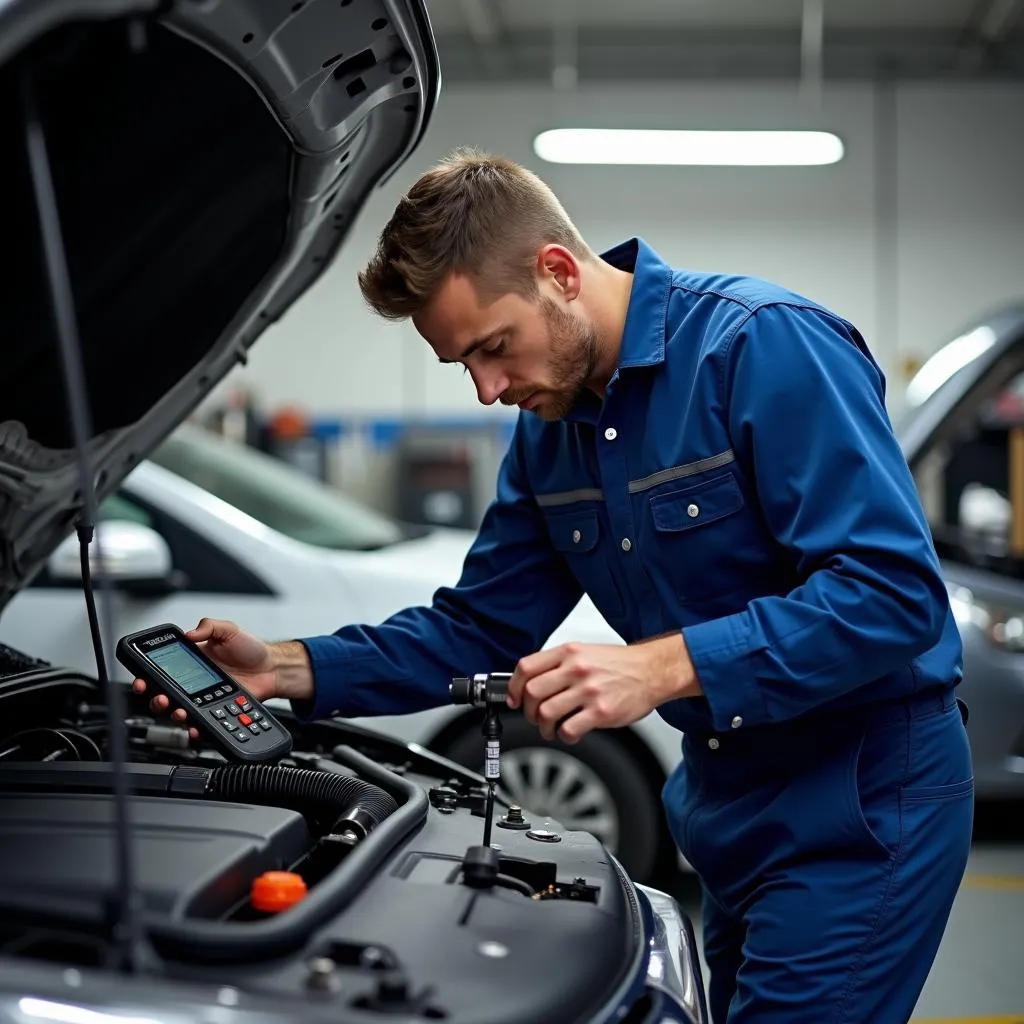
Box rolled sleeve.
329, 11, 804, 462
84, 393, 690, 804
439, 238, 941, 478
683, 304, 948, 731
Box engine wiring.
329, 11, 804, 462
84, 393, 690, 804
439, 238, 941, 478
0, 725, 103, 762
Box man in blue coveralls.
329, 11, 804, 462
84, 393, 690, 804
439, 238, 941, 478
136, 150, 974, 1023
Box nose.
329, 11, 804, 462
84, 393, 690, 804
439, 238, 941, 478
471, 366, 510, 406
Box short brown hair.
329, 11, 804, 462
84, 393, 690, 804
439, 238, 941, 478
358, 148, 592, 321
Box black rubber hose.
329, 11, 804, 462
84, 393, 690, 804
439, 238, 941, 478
205, 764, 397, 837
149, 748, 427, 962
0, 758, 426, 962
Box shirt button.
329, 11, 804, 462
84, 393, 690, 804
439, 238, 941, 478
572, 529, 581, 544
708, 738, 720, 750
687, 504, 699, 518
604, 427, 617, 441
731, 715, 743, 729
620, 538, 632, 552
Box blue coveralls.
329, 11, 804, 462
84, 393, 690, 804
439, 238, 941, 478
297, 238, 975, 1023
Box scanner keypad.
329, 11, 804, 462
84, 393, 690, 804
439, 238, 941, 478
193, 684, 280, 749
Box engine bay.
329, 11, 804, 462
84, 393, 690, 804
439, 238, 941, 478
0, 644, 647, 1024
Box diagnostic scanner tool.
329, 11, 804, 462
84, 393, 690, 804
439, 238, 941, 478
116, 623, 292, 763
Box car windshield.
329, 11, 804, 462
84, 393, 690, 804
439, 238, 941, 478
149, 426, 407, 551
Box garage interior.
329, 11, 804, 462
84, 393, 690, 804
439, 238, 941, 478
201, 2, 1023, 1017
3, 0, 1023, 1021
223, 2, 1024, 1018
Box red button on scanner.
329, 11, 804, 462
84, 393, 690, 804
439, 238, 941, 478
238, 714, 252, 726
235, 696, 247, 706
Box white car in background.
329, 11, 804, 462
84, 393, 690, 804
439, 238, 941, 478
0, 424, 682, 881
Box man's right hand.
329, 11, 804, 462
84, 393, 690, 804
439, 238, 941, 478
131, 618, 309, 739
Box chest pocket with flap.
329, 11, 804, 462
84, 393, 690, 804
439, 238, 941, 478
646, 472, 772, 602
649, 473, 744, 532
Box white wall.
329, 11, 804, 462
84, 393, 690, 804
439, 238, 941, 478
215, 78, 1024, 421
896, 83, 1024, 364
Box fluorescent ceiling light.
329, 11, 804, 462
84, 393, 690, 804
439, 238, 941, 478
533, 128, 844, 166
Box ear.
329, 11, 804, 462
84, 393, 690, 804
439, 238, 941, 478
536, 244, 582, 301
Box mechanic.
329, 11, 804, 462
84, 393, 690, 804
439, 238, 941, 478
135, 149, 974, 1024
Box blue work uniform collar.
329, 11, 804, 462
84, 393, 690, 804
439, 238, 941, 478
600, 237, 671, 370
562, 237, 671, 425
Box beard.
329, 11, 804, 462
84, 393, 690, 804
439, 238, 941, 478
500, 297, 599, 421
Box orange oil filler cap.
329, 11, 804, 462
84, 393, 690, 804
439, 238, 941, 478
251, 870, 308, 913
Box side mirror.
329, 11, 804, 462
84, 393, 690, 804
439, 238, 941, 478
47, 521, 181, 596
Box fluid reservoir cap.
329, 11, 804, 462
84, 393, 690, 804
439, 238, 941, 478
251, 870, 308, 913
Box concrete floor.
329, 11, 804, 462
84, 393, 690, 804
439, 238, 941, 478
668, 802, 1024, 1023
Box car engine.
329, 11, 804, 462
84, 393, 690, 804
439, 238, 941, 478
0, 642, 684, 1024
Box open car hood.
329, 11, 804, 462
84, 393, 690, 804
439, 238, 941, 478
0, 0, 439, 612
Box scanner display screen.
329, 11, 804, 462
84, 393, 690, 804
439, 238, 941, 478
147, 641, 221, 695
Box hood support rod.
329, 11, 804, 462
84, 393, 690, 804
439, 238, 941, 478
20, 66, 140, 973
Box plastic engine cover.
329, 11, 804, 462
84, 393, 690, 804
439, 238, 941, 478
0, 793, 310, 921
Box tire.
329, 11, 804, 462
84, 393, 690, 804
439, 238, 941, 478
441, 715, 663, 882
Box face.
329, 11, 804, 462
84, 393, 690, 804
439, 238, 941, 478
414, 259, 599, 422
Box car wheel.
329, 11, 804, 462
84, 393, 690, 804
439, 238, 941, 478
441, 716, 663, 882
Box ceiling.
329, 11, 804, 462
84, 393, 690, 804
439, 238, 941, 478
425, 0, 1024, 83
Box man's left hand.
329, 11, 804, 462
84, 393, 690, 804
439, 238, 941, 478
507, 634, 702, 744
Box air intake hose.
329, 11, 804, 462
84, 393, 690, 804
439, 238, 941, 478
205, 764, 397, 839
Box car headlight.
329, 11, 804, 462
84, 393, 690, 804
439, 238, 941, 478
948, 584, 1024, 653
637, 884, 708, 1023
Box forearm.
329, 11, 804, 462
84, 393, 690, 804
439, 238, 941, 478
631, 631, 703, 704
286, 425, 584, 721
296, 580, 580, 720
269, 640, 315, 702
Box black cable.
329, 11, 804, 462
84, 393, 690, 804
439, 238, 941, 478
21, 72, 138, 972
494, 874, 535, 898
0, 728, 79, 762
41, 733, 81, 761
0, 726, 106, 763
58, 728, 104, 761
448, 867, 535, 898
448, 864, 536, 897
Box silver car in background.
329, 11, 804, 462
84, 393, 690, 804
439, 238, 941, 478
901, 305, 1024, 798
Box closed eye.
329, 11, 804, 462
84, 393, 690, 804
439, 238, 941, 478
459, 338, 506, 373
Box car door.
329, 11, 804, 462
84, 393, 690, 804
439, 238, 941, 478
0, 488, 281, 680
